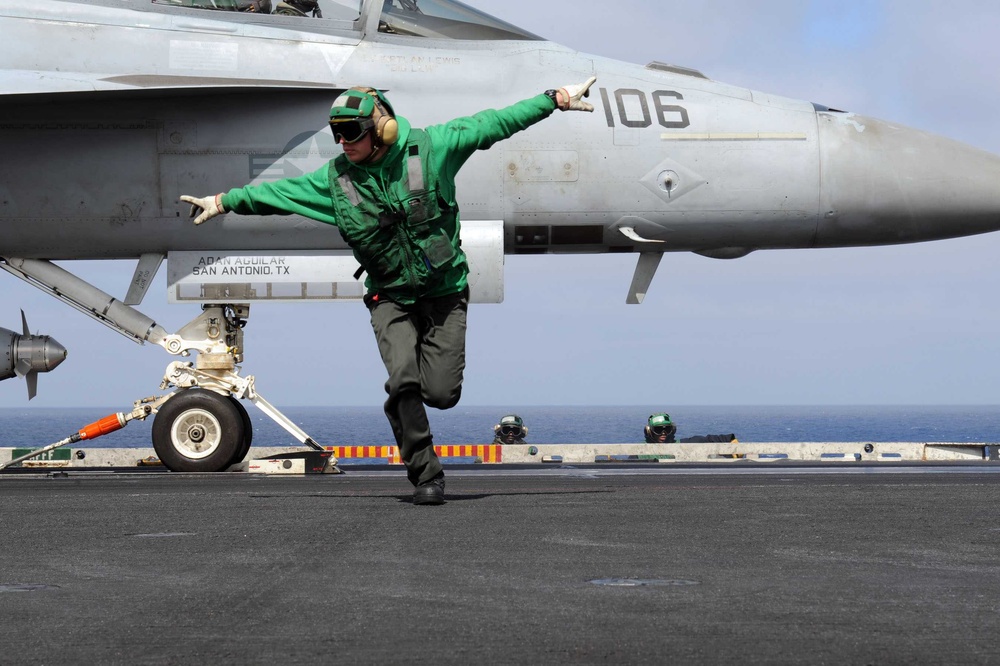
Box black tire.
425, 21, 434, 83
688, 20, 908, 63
227, 397, 253, 466
152, 389, 244, 472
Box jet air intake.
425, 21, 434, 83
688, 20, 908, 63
0, 311, 67, 400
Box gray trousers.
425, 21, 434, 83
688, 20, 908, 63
367, 289, 468, 486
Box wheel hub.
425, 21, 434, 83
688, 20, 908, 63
169, 407, 222, 459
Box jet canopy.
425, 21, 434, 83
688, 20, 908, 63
150, 0, 542, 40
377, 0, 541, 40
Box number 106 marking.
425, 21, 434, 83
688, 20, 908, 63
599, 88, 691, 129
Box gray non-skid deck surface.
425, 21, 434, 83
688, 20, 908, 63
3, 465, 999, 664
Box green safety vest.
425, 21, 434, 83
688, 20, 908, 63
327, 129, 467, 303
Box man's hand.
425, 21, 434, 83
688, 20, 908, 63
180, 193, 225, 226
558, 76, 597, 112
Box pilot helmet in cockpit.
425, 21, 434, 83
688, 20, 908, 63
274, 0, 322, 16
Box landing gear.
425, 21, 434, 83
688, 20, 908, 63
0, 258, 334, 473
150, 305, 330, 472
152, 388, 244, 472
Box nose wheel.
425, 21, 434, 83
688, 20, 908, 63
228, 395, 253, 467
152, 388, 246, 472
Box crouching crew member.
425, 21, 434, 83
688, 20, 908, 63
493, 414, 528, 445
644, 413, 677, 444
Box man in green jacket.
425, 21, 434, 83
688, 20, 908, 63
182, 77, 596, 504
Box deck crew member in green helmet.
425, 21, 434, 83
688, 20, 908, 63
493, 414, 528, 445
182, 77, 597, 505
645, 413, 677, 444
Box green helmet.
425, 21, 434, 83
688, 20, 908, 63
647, 413, 672, 428
329, 88, 395, 121
329, 87, 398, 148
499, 414, 524, 429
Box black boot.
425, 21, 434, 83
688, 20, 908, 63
388, 391, 443, 487
413, 471, 445, 505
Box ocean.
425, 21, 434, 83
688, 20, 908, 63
1, 404, 998, 449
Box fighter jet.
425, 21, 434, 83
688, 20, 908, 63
3, 0, 1000, 471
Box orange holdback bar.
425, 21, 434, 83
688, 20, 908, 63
78, 413, 126, 441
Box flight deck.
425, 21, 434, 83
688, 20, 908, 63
3, 462, 1000, 663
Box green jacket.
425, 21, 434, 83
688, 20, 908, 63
222, 94, 556, 304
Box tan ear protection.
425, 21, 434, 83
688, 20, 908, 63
376, 111, 399, 147
351, 86, 398, 148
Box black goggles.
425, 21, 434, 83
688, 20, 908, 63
500, 425, 523, 436
330, 118, 374, 144
650, 425, 672, 435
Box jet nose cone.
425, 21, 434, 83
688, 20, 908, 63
816, 112, 1000, 245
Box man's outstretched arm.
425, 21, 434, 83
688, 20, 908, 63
181, 166, 337, 226
431, 76, 598, 165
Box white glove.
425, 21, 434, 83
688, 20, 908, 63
558, 76, 597, 112
180, 193, 225, 226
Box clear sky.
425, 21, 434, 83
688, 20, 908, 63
5, 0, 1000, 408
